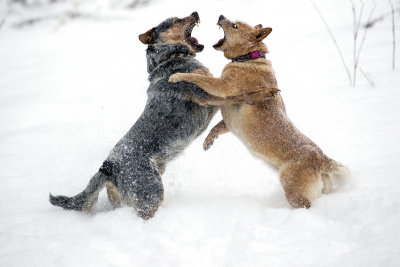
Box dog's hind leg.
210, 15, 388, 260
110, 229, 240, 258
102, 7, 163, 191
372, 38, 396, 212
106, 181, 122, 208
152, 158, 167, 175
321, 173, 332, 194
49, 171, 108, 212
119, 157, 164, 220
279, 163, 324, 209
321, 159, 350, 192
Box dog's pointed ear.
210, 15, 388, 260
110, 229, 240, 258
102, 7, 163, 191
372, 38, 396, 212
252, 27, 272, 42
139, 28, 155, 44
255, 24, 263, 29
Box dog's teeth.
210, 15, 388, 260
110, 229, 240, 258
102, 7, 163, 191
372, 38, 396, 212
218, 25, 221, 29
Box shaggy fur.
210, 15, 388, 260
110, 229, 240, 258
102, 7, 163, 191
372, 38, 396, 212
50, 12, 221, 219
169, 15, 349, 209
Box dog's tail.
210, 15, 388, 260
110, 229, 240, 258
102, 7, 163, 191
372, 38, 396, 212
324, 159, 350, 178
49, 162, 114, 212
322, 158, 350, 182
320, 159, 350, 194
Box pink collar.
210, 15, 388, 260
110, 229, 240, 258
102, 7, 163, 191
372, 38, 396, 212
232, 51, 266, 62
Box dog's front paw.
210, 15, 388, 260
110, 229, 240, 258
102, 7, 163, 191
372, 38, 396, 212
169, 73, 185, 83
203, 136, 216, 151
203, 140, 214, 151
272, 89, 280, 96
263, 89, 280, 102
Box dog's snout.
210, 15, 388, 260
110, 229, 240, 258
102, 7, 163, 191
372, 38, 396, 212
191, 12, 199, 21
218, 15, 226, 23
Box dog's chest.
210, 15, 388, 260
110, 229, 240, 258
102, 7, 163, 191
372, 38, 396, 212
221, 104, 250, 137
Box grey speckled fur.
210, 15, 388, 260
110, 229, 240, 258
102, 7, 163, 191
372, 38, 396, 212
50, 19, 217, 219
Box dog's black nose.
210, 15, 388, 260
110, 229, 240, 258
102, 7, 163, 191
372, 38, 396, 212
218, 15, 226, 23
191, 12, 199, 21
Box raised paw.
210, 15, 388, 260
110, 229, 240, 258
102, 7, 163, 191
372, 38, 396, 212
203, 135, 217, 151
263, 89, 280, 102
203, 140, 214, 151
272, 89, 280, 96
169, 73, 185, 83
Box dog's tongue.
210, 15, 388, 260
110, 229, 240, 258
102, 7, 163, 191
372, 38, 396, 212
189, 37, 199, 44
214, 38, 224, 47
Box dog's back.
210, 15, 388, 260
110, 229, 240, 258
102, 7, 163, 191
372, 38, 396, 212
110, 43, 216, 163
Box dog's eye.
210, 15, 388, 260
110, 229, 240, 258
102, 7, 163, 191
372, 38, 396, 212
175, 19, 182, 23
232, 24, 238, 29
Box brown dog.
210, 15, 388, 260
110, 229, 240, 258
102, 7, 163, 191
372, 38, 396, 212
169, 15, 349, 208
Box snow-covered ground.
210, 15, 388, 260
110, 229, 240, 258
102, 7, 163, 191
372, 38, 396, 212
1, 0, 400, 266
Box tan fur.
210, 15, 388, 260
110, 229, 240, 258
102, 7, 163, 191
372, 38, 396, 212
139, 15, 200, 54
180, 67, 276, 106
216, 20, 271, 59
169, 59, 278, 98
159, 17, 198, 55
83, 183, 107, 212
106, 182, 122, 208
203, 120, 229, 150
169, 16, 349, 209
139, 15, 263, 106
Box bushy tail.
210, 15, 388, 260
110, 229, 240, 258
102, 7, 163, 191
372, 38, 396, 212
320, 159, 350, 194
49, 172, 108, 212
330, 161, 350, 178
323, 159, 350, 178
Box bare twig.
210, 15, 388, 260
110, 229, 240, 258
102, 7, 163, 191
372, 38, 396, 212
13, 17, 45, 27
352, 1, 364, 40
356, 4, 377, 66
364, 8, 400, 28
310, 0, 352, 85
354, 2, 376, 86
128, 0, 149, 9
360, 67, 375, 87
389, 0, 396, 69
0, 0, 6, 30
13, 11, 98, 28
311, 0, 377, 87
352, 0, 365, 86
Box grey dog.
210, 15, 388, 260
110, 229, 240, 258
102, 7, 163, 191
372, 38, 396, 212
50, 12, 219, 219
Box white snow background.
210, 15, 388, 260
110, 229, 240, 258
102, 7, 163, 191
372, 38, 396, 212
1, 0, 400, 266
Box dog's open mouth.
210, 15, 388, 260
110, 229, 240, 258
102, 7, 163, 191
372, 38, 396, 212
186, 18, 204, 52
213, 23, 226, 49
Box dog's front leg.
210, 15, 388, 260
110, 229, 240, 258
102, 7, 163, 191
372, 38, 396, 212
169, 73, 231, 98
191, 95, 251, 107
203, 120, 229, 150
